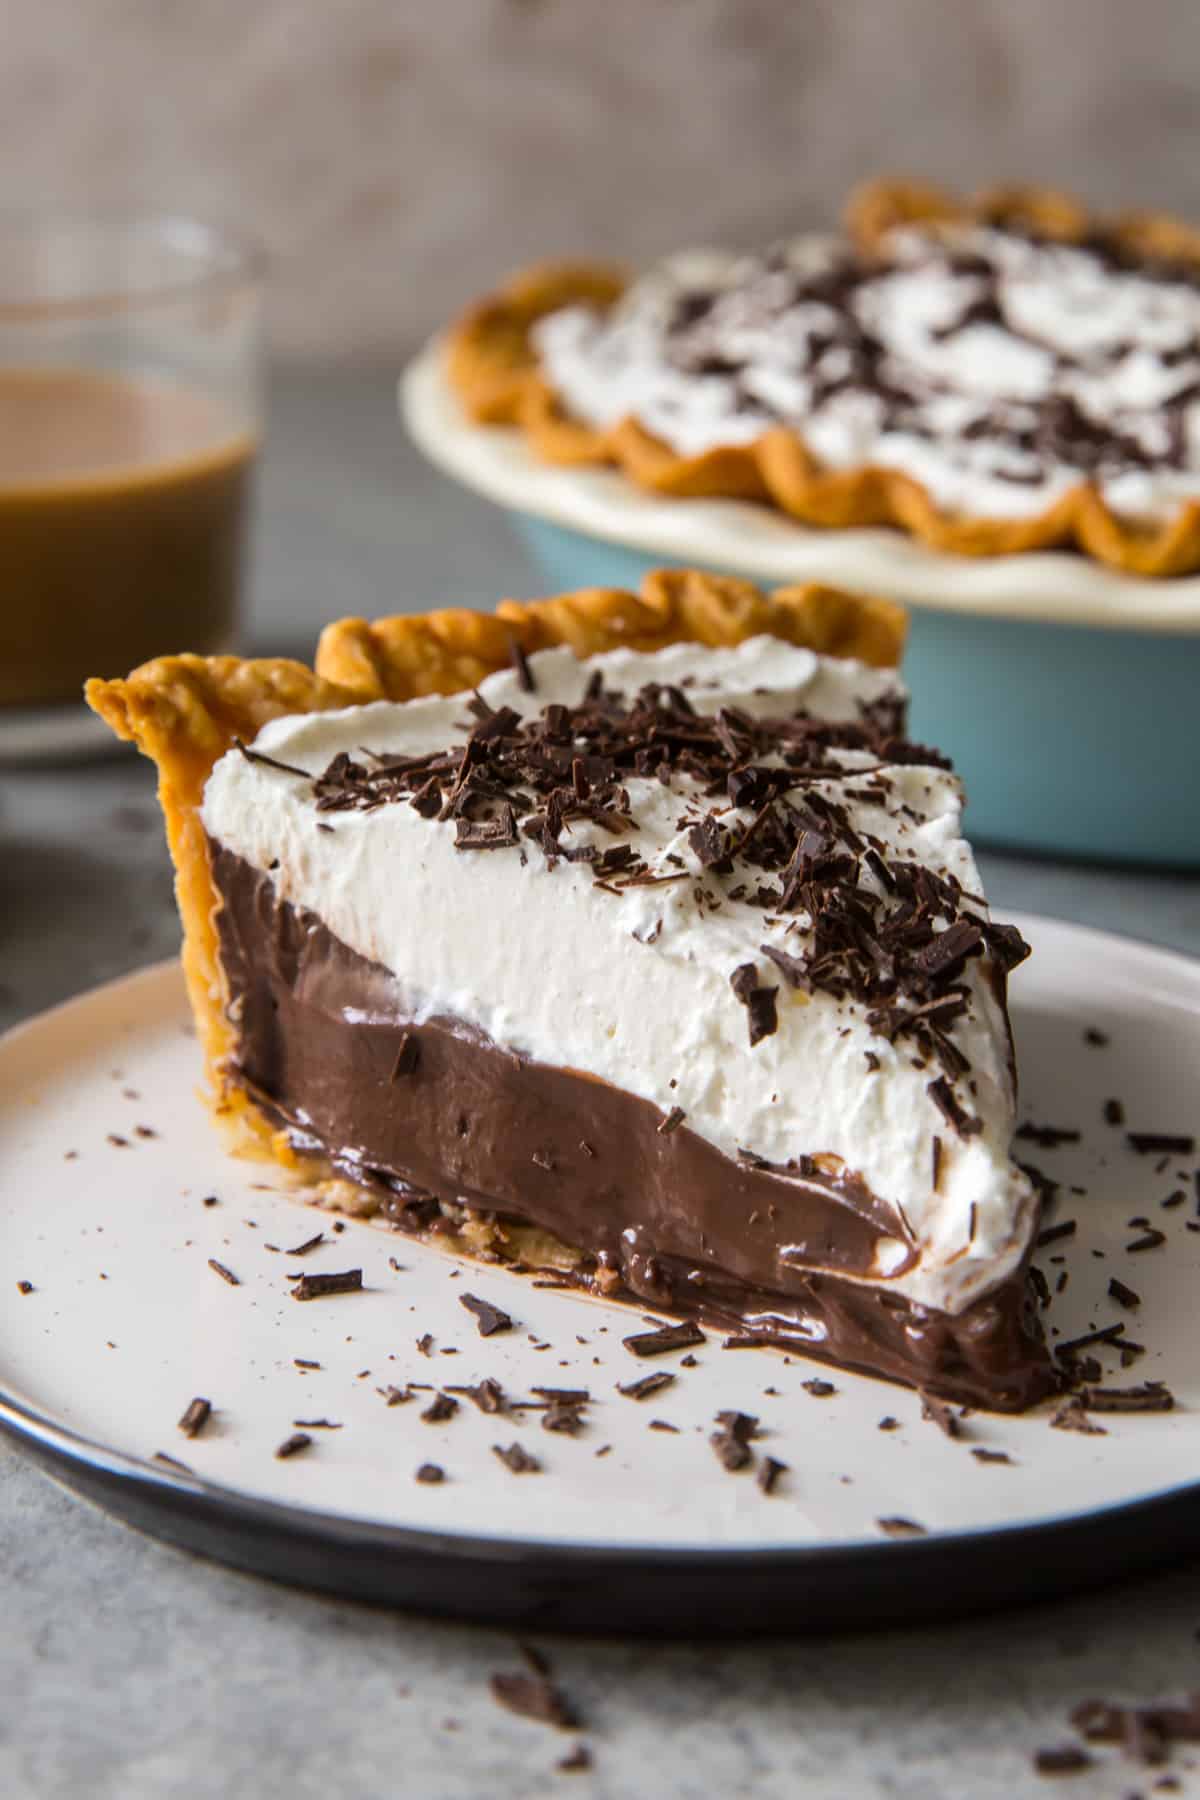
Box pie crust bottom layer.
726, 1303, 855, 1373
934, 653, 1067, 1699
212, 840, 1053, 1412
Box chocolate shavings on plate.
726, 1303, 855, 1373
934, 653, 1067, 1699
275, 1432, 313, 1460
492, 1442, 541, 1474
710, 1409, 760, 1471
623, 1320, 705, 1358
178, 1398, 212, 1439
617, 1371, 676, 1401
1127, 1131, 1195, 1155
459, 1292, 514, 1336
290, 1269, 362, 1301
207, 1259, 240, 1287
489, 1671, 580, 1730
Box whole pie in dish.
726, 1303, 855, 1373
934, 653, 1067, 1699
87, 570, 1052, 1409
447, 179, 1200, 576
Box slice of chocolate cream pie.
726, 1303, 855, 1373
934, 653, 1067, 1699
88, 572, 1052, 1409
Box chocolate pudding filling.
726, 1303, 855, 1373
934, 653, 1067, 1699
209, 840, 1053, 1410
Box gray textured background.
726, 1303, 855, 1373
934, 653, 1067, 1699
8, 0, 1200, 354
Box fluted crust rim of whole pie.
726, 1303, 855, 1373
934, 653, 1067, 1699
444, 179, 1200, 579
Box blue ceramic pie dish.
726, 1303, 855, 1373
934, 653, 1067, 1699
402, 344, 1200, 867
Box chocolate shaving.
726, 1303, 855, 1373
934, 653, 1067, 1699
876, 1517, 926, 1538
1032, 1746, 1092, 1774
489, 1671, 579, 1730
460, 1292, 514, 1336
710, 1409, 760, 1471
415, 1463, 445, 1484
754, 1455, 787, 1494
445, 1377, 507, 1414
508, 634, 536, 694
1036, 1221, 1077, 1248
971, 1448, 1013, 1465
275, 1432, 312, 1459
657, 1105, 686, 1136
1127, 1131, 1195, 1155
1016, 1121, 1081, 1149
234, 738, 312, 781
283, 1232, 325, 1257
492, 1442, 541, 1474
178, 1398, 212, 1439
1049, 1397, 1107, 1436
618, 1371, 676, 1401
207, 1259, 240, 1287
1076, 1380, 1174, 1413
421, 1392, 459, 1424
623, 1320, 705, 1358
927, 1076, 981, 1139
920, 1392, 963, 1438
729, 963, 779, 1046
290, 1269, 362, 1301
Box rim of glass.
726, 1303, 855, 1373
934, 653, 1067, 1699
0, 211, 266, 323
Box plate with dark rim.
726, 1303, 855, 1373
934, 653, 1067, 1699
2, 914, 1198, 1636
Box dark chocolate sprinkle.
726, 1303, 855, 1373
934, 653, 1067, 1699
1108, 1277, 1141, 1310
275, 1432, 313, 1459
460, 1292, 514, 1336
1036, 1220, 1077, 1248
1016, 1121, 1081, 1149
920, 1392, 963, 1438
178, 1398, 212, 1439
489, 1671, 579, 1729
1127, 1132, 1195, 1155
283, 1232, 325, 1257
207, 1259, 240, 1287
290, 1269, 362, 1301
492, 1442, 542, 1474
421, 1392, 459, 1424
757, 1456, 788, 1494
1076, 1380, 1175, 1413
415, 1462, 445, 1484
1103, 1097, 1124, 1127
618, 1371, 677, 1400
623, 1320, 705, 1358
971, 1448, 1013, 1465
657, 1104, 686, 1136
1032, 1745, 1092, 1775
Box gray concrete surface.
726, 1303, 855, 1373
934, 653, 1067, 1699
2, 366, 1199, 1799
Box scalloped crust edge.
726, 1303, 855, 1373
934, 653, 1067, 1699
85, 572, 905, 1175
445, 179, 1200, 579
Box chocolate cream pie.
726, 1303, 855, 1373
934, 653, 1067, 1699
88, 571, 1052, 1409
448, 178, 1200, 575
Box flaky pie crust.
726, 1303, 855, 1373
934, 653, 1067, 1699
446, 179, 1200, 578
85, 571, 905, 1181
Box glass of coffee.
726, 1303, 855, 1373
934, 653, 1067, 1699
0, 214, 263, 757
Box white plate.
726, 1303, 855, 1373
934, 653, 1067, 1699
401, 341, 1200, 635
2, 916, 1199, 1631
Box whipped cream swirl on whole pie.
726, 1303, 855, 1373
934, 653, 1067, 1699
534, 225, 1200, 524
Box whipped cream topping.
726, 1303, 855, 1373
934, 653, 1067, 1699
202, 637, 1036, 1315
533, 224, 1200, 524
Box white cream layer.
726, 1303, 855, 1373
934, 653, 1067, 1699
201, 637, 1036, 1315
534, 226, 1200, 525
